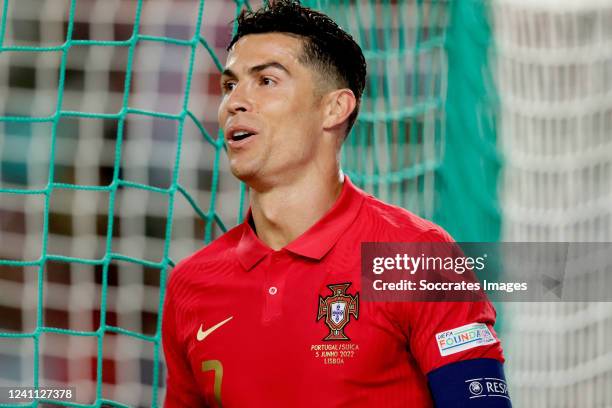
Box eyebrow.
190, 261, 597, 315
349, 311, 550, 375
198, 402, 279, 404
221, 61, 291, 79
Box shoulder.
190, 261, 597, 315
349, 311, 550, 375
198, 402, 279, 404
166, 223, 243, 293
359, 192, 454, 242
178, 223, 243, 266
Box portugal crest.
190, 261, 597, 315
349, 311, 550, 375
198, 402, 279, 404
317, 283, 359, 341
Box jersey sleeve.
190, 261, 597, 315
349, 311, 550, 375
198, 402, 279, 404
162, 267, 207, 408
406, 228, 505, 375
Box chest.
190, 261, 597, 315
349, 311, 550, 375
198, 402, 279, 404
177, 255, 423, 407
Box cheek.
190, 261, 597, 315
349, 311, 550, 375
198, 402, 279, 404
217, 99, 227, 124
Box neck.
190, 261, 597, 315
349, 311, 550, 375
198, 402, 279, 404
250, 169, 344, 250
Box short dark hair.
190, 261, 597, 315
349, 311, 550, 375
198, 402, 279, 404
228, 0, 367, 135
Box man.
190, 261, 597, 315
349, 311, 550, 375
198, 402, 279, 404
162, 1, 511, 407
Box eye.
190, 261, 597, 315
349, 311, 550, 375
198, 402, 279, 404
260, 76, 276, 86
222, 81, 236, 93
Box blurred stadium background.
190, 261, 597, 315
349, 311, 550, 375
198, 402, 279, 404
0, 0, 610, 407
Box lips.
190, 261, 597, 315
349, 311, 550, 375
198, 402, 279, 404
225, 125, 259, 147
232, 131, 254, 141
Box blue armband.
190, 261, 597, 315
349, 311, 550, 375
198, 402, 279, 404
427, 358, 512, 407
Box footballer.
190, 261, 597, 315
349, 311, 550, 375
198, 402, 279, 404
162, 1, 512, 406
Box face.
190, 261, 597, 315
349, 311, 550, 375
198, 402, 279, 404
218, 33, 327, 187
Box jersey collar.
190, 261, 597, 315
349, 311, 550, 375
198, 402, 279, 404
236, 176, 365, 271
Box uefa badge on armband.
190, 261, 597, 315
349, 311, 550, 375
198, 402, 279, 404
317, 283, 359, 341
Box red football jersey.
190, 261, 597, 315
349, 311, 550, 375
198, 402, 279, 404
162, 177, 504, 407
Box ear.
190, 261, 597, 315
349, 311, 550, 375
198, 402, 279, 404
321, 89, 357, 132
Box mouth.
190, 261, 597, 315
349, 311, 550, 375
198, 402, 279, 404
225, 126, 259, 147
230, 131, 256, 141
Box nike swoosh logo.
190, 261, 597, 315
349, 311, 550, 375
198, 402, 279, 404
197, 316, 233, 341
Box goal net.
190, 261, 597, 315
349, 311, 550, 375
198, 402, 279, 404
0, 0, 246, 406
495, 0, 612, 406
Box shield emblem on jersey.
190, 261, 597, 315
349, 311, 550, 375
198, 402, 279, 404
331, 302, 346, 325
317, 283, 359, 341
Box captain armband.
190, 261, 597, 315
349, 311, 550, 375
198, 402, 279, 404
427, 358, 512, 407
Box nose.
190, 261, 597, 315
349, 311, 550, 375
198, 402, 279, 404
225, 83, 252, 115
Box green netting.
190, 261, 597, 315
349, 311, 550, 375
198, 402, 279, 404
0, 0, 237, 406
306, 0, 500, 241
0, 0, 499, 406
306, 0, 445, 217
